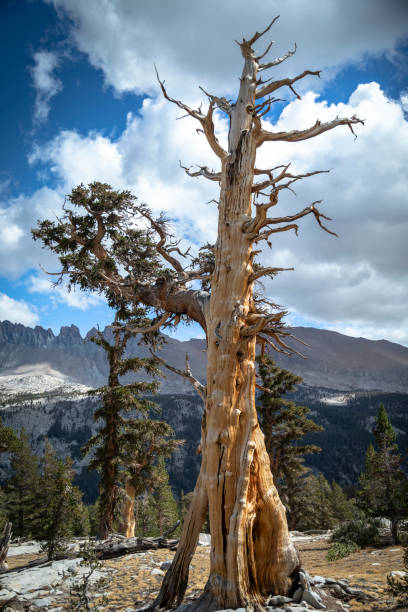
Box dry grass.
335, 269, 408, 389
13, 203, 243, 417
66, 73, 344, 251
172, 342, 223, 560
99, 538, 403, 611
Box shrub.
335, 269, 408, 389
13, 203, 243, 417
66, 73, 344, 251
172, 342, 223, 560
327, 540, 359, 561
331, 517, 380, 548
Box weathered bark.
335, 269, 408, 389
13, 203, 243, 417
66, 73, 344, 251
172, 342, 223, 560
119, 480, 137, 538
0, 521, 12, 572
153, 470, 208, 609
153, 26, 302, 611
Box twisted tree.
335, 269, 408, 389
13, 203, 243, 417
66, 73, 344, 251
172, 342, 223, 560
33, 19, 363, 611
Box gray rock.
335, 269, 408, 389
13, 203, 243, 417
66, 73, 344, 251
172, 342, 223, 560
160, 561, 172, 571
311, 575, 326, 586
268, 595, 292, 605
0, 590, 16, 606
329, 584, 347, 599
337, 579, 349, 588
285, 607, 310, 612
324, 577, 338, 585
298, 569, 311, 590
151, 568, 164, 576
301, 589, 326, 609
198, 533, 211, 546
31, 598, 52, 608
292, 587, 303, 602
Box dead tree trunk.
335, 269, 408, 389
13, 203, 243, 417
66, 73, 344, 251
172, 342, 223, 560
152, 19, 362, 611
0, 521, 12, 572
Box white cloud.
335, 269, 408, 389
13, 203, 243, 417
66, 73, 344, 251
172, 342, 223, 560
401, 91, 408, 112
31, 50, 62, 124
28, 275, 105, 311
0, 187, 64, 279
24, 80, 408, 346
0, 293, 39, 327
47, 0, 408, 100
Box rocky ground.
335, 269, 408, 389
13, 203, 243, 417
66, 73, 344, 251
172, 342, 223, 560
0, 533, 404, 611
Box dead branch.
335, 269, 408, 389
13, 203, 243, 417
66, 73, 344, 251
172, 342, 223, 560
179, 161, 221, 182
258, 115, 364, 145
198, 86, 232, 114
256, 69, 321, 100
258, 44, 297, 70
249, 267, 293, 283
151, 350, 206, 402
155, 67, 227, 160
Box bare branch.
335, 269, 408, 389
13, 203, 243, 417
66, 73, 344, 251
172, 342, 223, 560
258, 44, 297, 70
151, 350, 206, 402
263, 201, 338, 237
155, 67, 227, 160
245, 16, 280, 47
258, 115, 364, 145
179, 161, 221, 182
256, 69, 321, 100
198, 86, 232, 114
249, 267, 293, 283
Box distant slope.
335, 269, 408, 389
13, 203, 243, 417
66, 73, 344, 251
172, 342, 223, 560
1, 320, 408, 392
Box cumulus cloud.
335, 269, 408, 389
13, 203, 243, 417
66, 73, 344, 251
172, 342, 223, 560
23, 79, 408, 345
28, 275, 105, 310
31, 50, 62, 124
0, 187, 64, 279
0, 293, 38, 327
47, 0, 408, 100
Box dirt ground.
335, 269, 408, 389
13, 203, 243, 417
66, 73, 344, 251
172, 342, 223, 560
6, 537, 404, 611
100, 538, 404, 611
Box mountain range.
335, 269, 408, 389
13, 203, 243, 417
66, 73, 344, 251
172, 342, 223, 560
0, 319, 407, 499
1, 319, 408, 393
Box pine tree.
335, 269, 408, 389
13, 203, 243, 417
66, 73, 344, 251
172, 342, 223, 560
6, 428, 40, 538
117, 418, 182, 537
358, 404, 408, 543
153, 457, 180, 537
256, 355, 322, 512
37, 440, 84, 560
83, 306, 179, 539
329, 481, 354, 524
0, 417, 17, 454
135, 492, 158, 537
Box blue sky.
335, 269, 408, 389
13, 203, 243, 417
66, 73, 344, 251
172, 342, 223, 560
0, 0, 407, 344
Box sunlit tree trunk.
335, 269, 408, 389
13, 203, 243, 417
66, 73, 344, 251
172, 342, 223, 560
119, 480, 136, 538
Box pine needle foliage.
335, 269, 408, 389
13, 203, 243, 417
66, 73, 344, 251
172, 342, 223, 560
358, 403, 408, 543
37, 439, 84, 560
6, 428, 41, 538
0, 417, 18, 454
83, 306, 180, 539
256, 355, 322, 523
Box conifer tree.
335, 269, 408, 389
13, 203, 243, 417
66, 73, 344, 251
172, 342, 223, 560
358, 404, 408, 543
118, 418, 181, 537
0, 417, 17, 454
135, 492, 158, 537
32, 19, 364, 604
256, 355, 322, 508
37, 440, 84, 560
329, 481, 354, 524
153, 456, 180, 537
83, 306, 178, 539
6, 428, 40, 538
